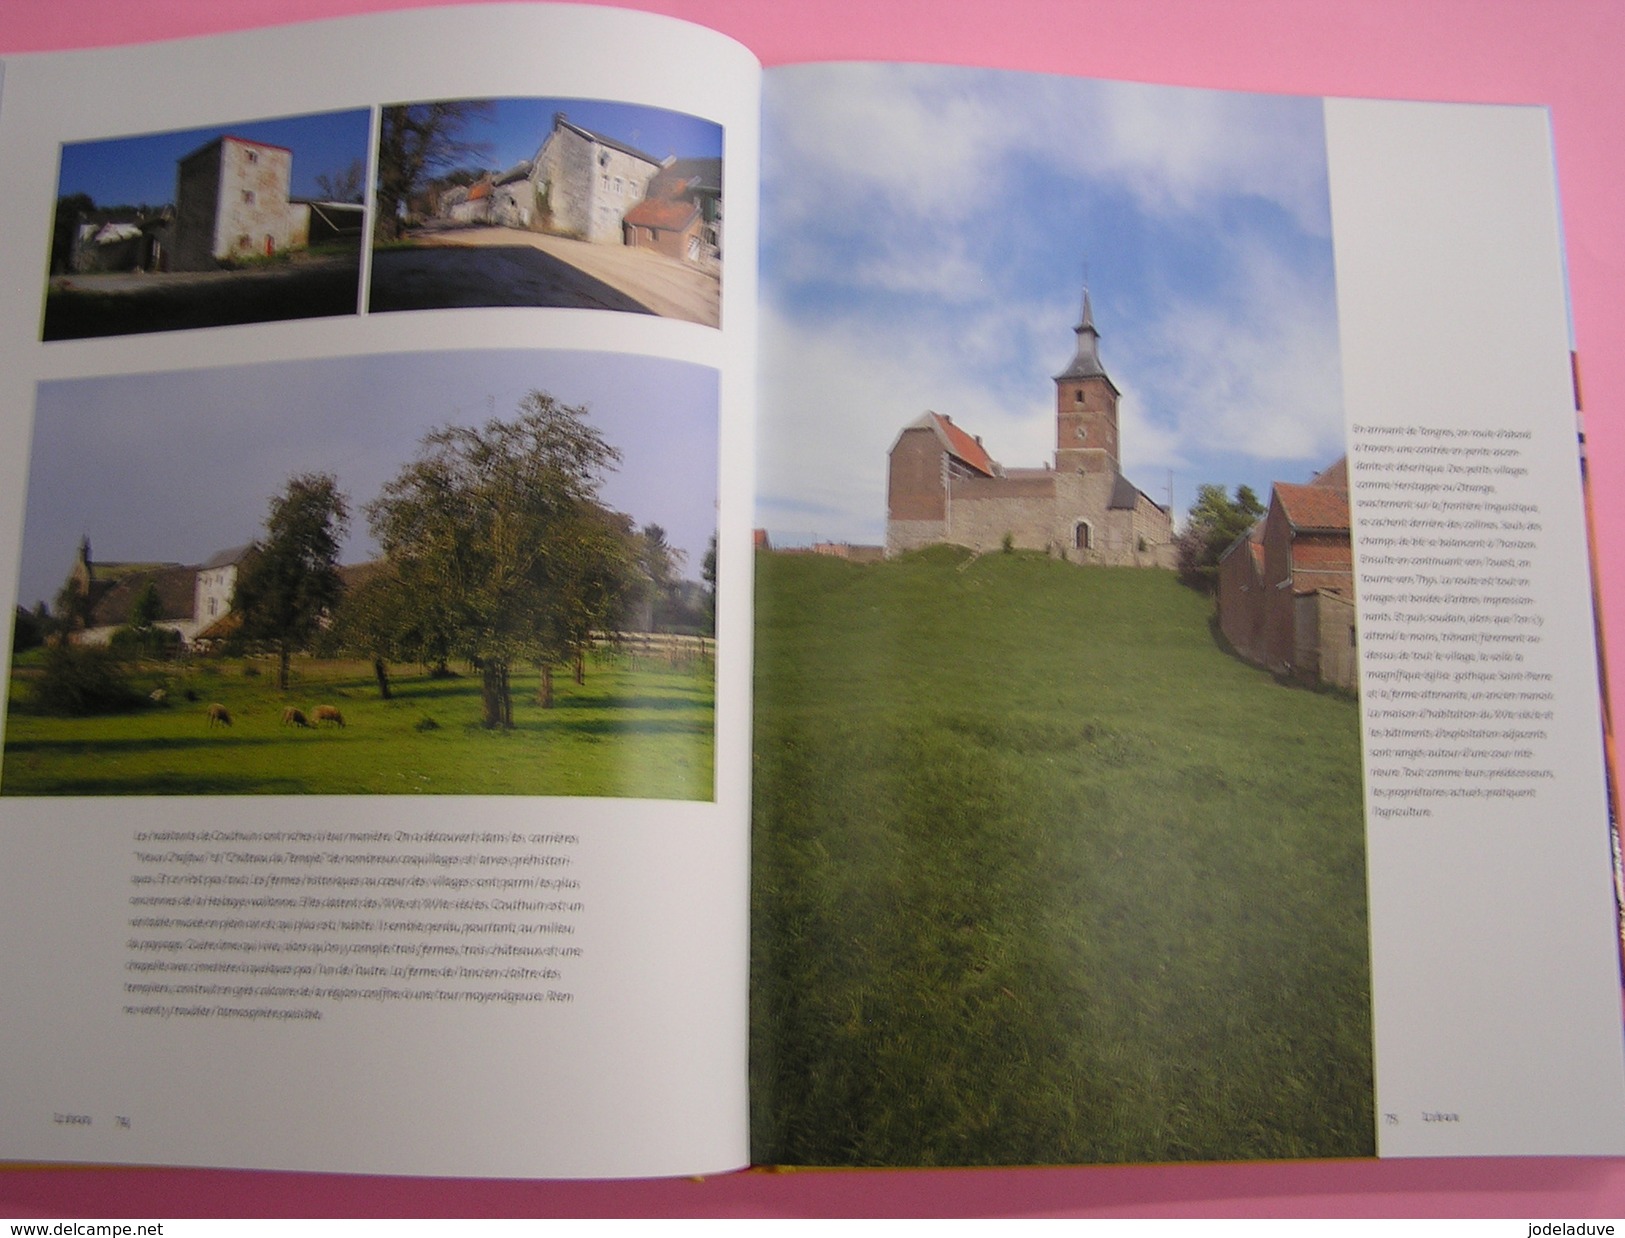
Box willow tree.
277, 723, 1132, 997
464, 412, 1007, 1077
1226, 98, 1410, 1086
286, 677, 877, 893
364, 392, 635, 729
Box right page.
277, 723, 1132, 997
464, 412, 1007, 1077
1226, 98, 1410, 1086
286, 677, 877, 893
1327, 96, 1625, 1156
750, 63, 1625, 1167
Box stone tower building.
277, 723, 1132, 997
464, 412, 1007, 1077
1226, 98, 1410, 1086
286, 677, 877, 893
173, 136, 302, 271
885, 287, 1174, 566
1054, 289, 1121, 476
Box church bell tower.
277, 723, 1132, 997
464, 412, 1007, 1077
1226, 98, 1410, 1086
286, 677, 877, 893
1054, 286, 1121, 476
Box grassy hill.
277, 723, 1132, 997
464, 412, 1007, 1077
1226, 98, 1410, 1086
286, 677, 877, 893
751, 546, 1373, 1167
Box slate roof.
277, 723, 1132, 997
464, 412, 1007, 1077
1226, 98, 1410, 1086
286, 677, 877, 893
550, 115, 658, 167
646, 157, 722, 198
1054, 290, 1118, 391
199, 544, 253, 571
87, 564, 196, 628
1107, 473, 1142, 511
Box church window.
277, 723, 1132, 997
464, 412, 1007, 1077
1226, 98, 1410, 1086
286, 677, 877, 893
1074, 522, 1093, 551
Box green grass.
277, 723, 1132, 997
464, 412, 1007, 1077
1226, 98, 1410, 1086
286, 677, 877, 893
750, 547, 1373, 1166
3, 651, 712, 799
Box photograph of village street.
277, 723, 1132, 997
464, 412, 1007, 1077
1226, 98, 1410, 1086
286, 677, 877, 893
43, 109, 370, 340
749, 65, 1371, 1166
3, 350, 718, 800
369, 98, 722, 327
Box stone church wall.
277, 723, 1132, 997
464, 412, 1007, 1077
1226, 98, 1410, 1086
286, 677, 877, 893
887, 518, 948, 556
947, 474, 1055, 550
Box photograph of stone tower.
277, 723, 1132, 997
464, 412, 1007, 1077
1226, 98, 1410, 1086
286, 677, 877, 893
172, 135, 302, 271
43, 108, 369, 339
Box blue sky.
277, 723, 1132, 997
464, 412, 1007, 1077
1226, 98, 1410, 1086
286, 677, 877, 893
56, 110, 372, 208
757, 64, 1346, 545
17, 351, 718, 610
393, 97, 723, 177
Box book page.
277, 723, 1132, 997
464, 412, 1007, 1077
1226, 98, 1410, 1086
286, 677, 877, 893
1326, 97, 1625, 1156
751, 62, 1624, 1166
0, 4, 759, 1178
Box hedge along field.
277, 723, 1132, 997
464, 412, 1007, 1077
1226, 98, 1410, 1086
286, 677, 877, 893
2, 651, 713, 799
751, 547, 1373, 1167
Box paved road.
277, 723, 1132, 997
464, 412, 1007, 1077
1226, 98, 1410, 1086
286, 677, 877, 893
370, 226, 721, 327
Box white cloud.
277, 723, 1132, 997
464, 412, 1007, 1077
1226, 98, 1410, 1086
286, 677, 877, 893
1121, 240, 1345, 469
1072, 80, 1332, 237
756, 296, 1059, 544
763, 63, 1332, 280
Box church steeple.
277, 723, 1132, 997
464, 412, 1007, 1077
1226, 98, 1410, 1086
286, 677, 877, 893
1054, 281, 1121, 475
1055, 287, 1114, 385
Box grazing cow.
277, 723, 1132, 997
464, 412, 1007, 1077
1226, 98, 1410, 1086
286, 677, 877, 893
206, 703, 232, 727
282, 706, 312, 728
313, 705, 345, 728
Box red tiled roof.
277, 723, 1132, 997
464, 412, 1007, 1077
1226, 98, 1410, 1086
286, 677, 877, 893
930, 413, 996, 477
1274, 481, 1350, 532
624, 195, 700, 232
1309, 456, 1348, 488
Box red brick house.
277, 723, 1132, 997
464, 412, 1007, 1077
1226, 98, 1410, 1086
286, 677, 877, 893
623, 158, 721, 269
1217, 458, 1356, 688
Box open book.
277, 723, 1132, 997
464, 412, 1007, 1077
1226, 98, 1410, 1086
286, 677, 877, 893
0, 3, 1620, 1179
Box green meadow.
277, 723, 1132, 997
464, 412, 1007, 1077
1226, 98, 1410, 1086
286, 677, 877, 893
751, 547, 1373, 1167
2, 651, 713, 799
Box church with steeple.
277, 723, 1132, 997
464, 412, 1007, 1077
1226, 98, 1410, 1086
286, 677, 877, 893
885, 287, 1175, 566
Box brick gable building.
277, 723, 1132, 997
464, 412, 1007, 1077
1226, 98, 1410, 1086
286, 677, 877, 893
1216, 458, 1356, 689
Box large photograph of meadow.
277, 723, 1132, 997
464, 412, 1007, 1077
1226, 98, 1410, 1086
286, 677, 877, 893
4, 350, 717, 800
750, 65, 1371, 1166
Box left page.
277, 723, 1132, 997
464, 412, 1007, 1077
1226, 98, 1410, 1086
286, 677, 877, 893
0, 4, 760, 1178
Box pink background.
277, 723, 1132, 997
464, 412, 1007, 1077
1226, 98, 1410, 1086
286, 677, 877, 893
3, 0, 1624, 1219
